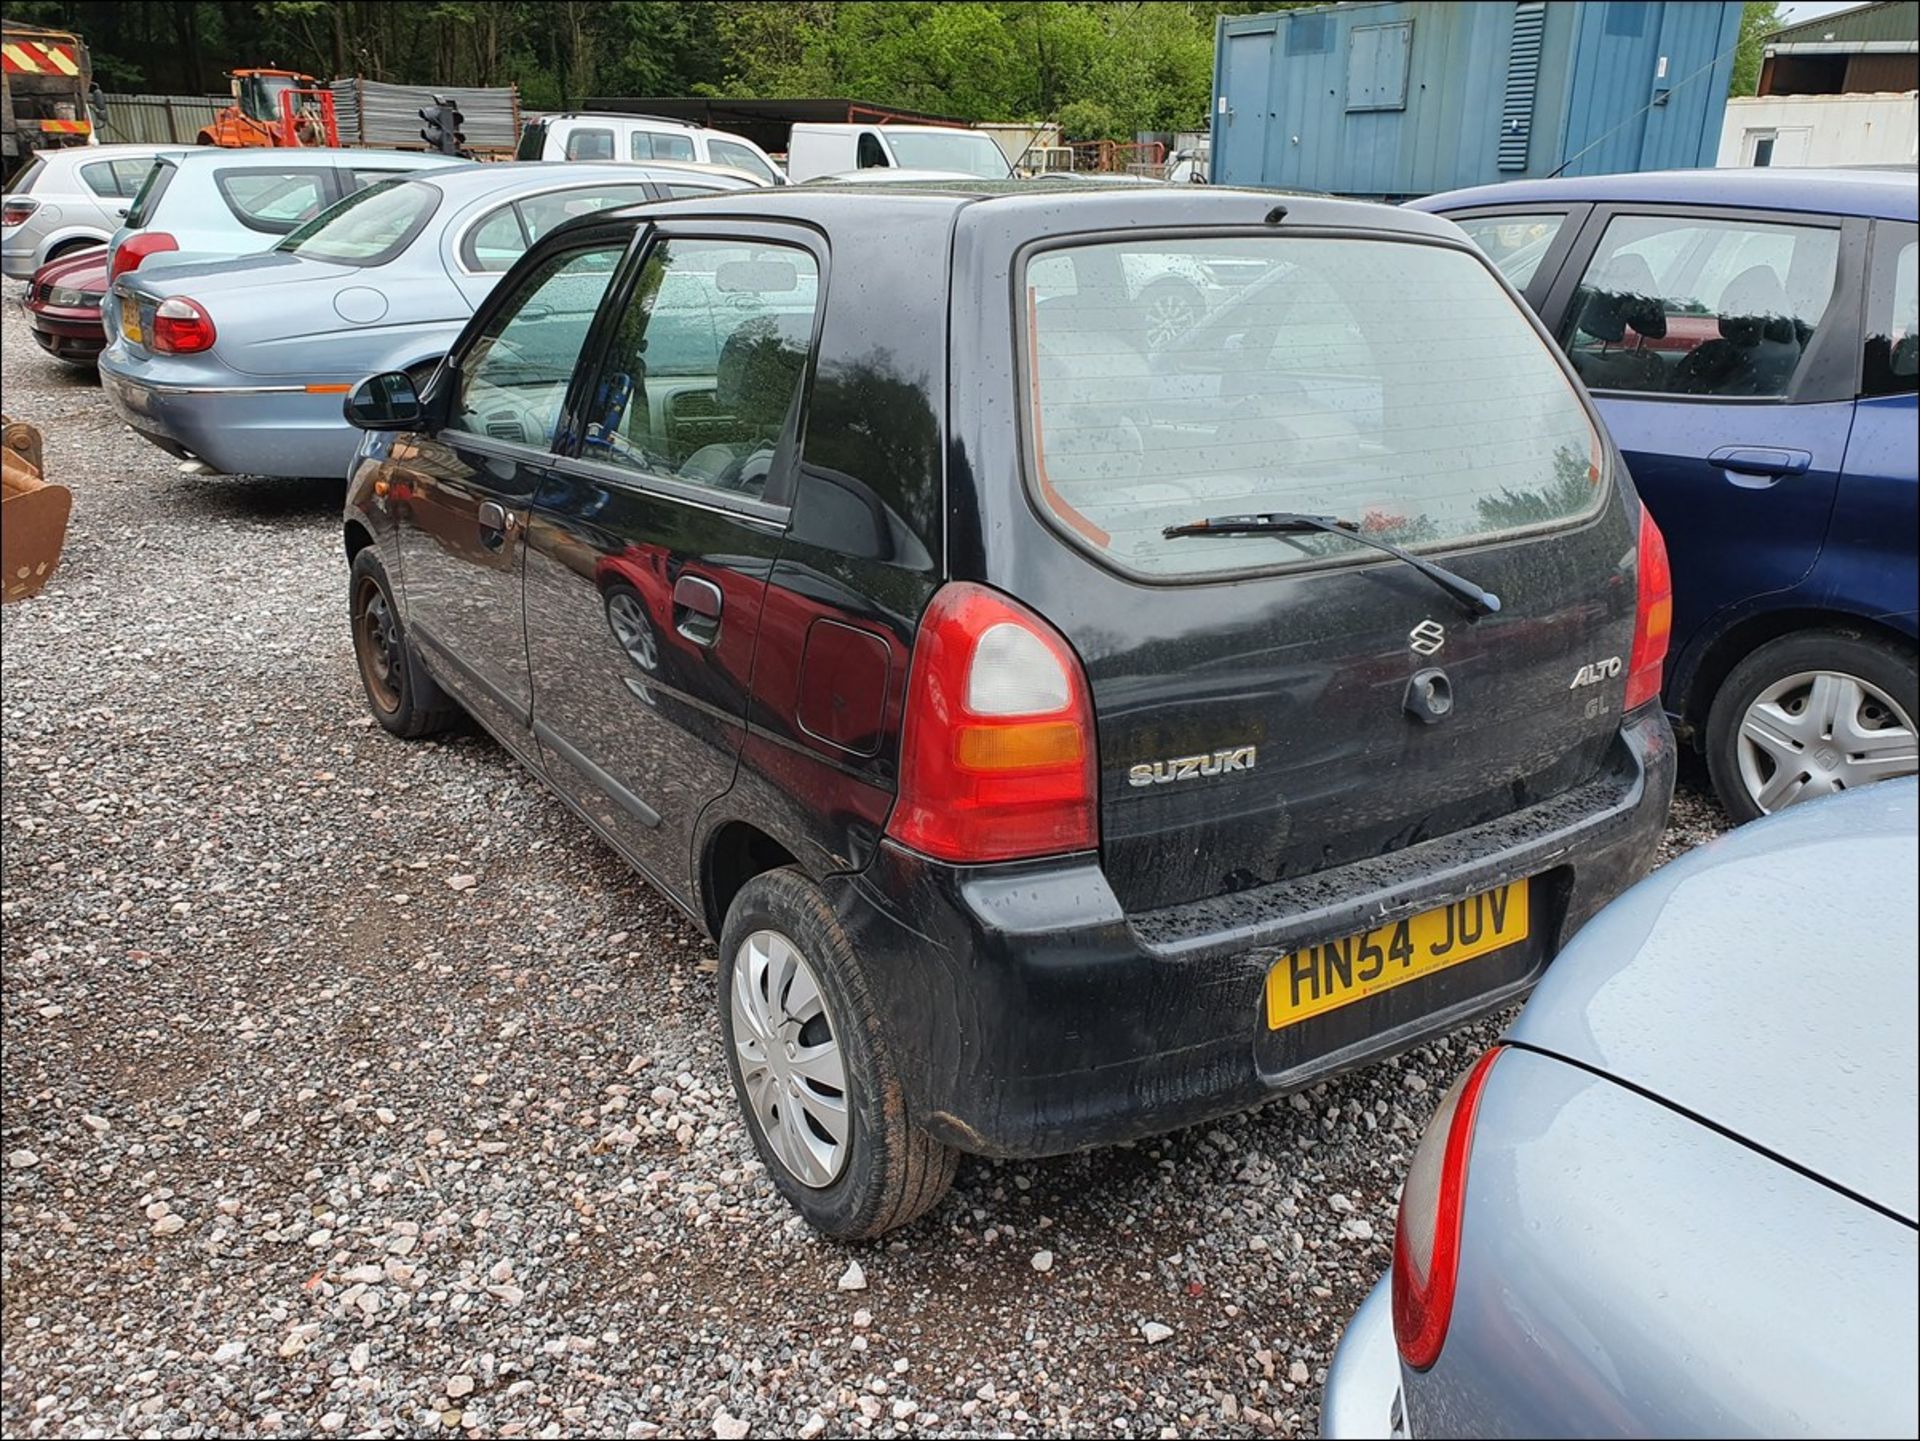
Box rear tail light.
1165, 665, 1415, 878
887, 582, 1098, 863
1, 197, 38, 228
1624, 505, 1672, 712
109, 231, 178, 281
1392, 1045, 1503, 1371
150, 297, 216, 354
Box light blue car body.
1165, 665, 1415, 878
98, 161, 756, 480
1324, 780, 1918, 1439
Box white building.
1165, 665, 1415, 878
1719, 91, 1918, 167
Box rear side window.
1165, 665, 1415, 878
1451, 213, 1566, 288
278, 179, 439, 267
214, 168, 332, 233
516, 119, 548, 161
709, 138, 775, 183
1562, 214, 1840, 399
124, 159, 176, 228
80, 158, 153, 199
632, 129, 694, 162
585, 237, 822, 499
1863, 221, 1917, 399
1022, 236, 1603, 580
564, 127, 615, 161
461, 184, 653, 272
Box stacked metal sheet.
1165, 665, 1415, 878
329, 79, 520, 154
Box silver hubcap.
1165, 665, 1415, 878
730, 930, 850, 1188
1144, 293, 1197, 350
1737, 669, 1918, 813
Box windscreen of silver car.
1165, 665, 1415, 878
1670, 265, 1803, 398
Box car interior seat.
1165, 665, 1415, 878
1569, 253, 1669, 393
1669, 264, 1803, 398
679, 313, 810, 494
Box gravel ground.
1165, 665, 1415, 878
1, 282, 1731, 1440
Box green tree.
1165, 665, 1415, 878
1730, 1, 1784, 97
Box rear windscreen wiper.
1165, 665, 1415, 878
1164, 512, 1502, 617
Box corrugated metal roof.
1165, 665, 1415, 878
1767, 1, 1918, 47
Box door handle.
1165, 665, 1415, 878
672, 574, 723, 647
476, 500, 514, 548
1710, 446, 1812, 487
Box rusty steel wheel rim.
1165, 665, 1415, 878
354, 576, 404, 715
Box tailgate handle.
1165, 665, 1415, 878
1710, 446, 1811, 486
673, 574, 723, 647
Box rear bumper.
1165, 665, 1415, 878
98, 359, 359, 479
827, 706, 1674, 1159
1321, 1277, 1404, 1440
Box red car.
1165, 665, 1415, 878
24, 245, 108, 367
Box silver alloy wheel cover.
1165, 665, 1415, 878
1736, 668, 1919, 813
1144, 291, 1196, 351
730, 929, 851, 1188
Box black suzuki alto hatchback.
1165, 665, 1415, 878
340, 181, 1676, 1236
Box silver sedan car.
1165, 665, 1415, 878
1324, 780, 1918, 1439
98, 161, 762, 480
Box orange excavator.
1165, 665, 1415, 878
197, 68, 339, 148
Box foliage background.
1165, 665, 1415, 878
10, 1, 1785, 138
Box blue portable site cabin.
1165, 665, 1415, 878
1211, 0, 1744, 199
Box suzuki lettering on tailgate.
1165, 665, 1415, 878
1128, 745, 1258, 788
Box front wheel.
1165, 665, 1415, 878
1705, 629, 1919, 822
717, 868, 957, 1237
349, 547, 460, 739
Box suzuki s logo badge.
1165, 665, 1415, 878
1129, 745, 1258, 788
1409, 619, 1446, 656
1569, 657, 1623, 689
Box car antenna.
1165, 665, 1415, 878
1264, 205, 1288, 224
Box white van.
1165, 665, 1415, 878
519, 113, 785, 186
785, 123, 1013, 183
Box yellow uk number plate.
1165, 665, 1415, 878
1265, 879, 1530, 1030
120, 311, 142, 344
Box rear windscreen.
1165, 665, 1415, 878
6, 157, 46, 195
1022, 236, 1604, 580
279, 178, 439, 266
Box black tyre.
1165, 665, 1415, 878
717, 868, 957, 1238
1705, 628, 1918, 823
348, 547, 460, 739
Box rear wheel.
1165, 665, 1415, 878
349, 547, 459, 738
1705, 629, 1919, 822
718, 868, 957, 1237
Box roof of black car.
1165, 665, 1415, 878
599, 177, 1461, 240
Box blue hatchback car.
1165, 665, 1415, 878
1413, 169, 1917, 822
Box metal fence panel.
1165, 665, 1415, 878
94, 93, 227, 145
329, 79, 520, 153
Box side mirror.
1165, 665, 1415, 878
344, 370, 426, 431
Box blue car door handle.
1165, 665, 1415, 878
1710, 446, 1813, 486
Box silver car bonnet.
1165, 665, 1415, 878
1509, 779, 1918, 1223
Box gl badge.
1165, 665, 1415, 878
1409, 619, 1446, 656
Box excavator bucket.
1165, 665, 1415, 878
1, 416, 72, 603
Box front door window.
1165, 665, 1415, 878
449, 243, 625, 450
